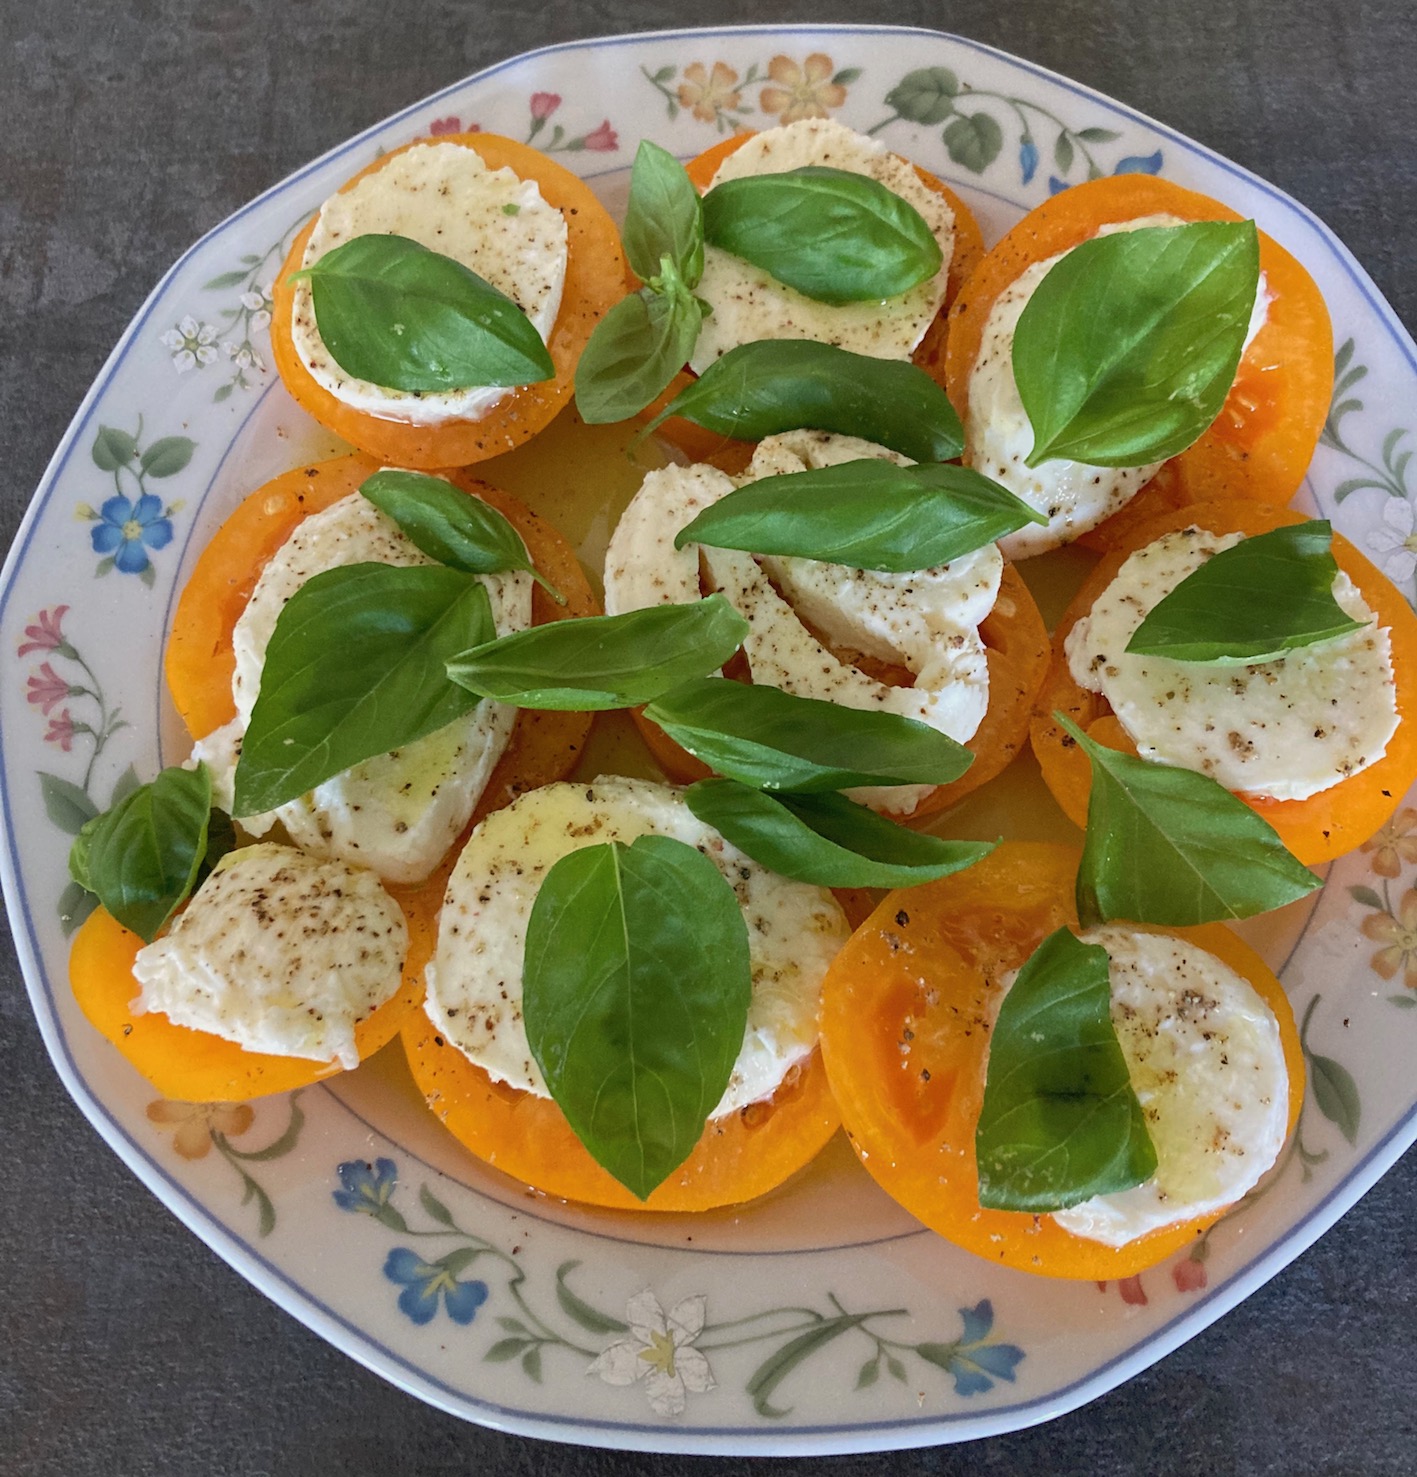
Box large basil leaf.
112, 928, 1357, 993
523, 834, 752, 1200
1013, 220, 1260, 467
641, 340, 964, 461
574, 282, 704, 424
235, 565, 495, 816
643, 679, 972, 791
1059, 715, 1321, 927
622, 140, 704, 289
68, 765, 215, 942
975, 927, 1157, 1212
293, 233, 554, 392
446, 595, 748, 710
685, 779, 992, 887
675, 459, 1044, 571
702, 166, 943, 305
1125, 521, 1365, 663
359, 468, 562, 602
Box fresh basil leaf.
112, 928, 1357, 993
359, 468, 563, 603
292, 233, 554, 393
1058, 714, 1321, 927
195, 808, 238, 890
622, 140, 704, 289
67, 765, 214, 942
685, 779, 992, 887
1014, 220, 1260, 467
976, 927, 1157, 1212
574, 283, 703, 424
446, 595, 748, 710
702, 167, 943, 305
644, 678, 972, 792
1124, 521, 1366, 663
524, 834, 751, 1200
235, 565, 495, 816
675, 459, 1045, 571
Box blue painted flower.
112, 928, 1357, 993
917, 1299, 1027, 1397
1019, 136, 1039, 186
90, 493, 173, 574
1047, 174, 1069, 196
1113, 149, 1164, 176
332, 1157, 399, 1215
384, 1248, 489, 1326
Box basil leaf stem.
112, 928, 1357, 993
975, 927, 1157, 1212
292, 233, 554, 392
524, 835, 752, 1200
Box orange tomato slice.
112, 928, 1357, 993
400, 1012, 840, 1212
819, 841, 1305, 1279
269, 133, 625, 469
943, 175, 1333, 545
1030, 499, 1417, 864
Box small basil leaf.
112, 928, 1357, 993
1014, 220, 1260, 467
359, 468, 563, 603
675, 459, 1045, 571
644, 678, 972, 791
293, 233, 555, 393
623, 140, 704, 289
702, 167, 943, 305
685, 779, 993, 887
195, 808, 238, 890
976, 927, 1157, 1212
574, 284, 703, 424
446, 595, 748, 711
1124, 521, 1366, 663
641, 340, 964, 461
67, 765, 214, 942
235, 565, 494, 816
524, 835, 752, 1200
1058, 714, 1321, 927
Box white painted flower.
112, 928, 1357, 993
225, 341, 266, 374
587, 1290, 715, 1416
160, 315, 219, 373
1367, 496, 1417, 583
241, 283, 273, 333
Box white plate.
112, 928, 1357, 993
3, 24, 1415, 1456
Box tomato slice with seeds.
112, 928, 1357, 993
818, 842, 1305, 1279
269, 133, 625, 469
1030, 499, 1417, 865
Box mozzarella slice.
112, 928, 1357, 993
1065, 525, 1397, 801
1046, 926, 1289, 1248
424, 775, 850, 1118
690, 118, 955, 372
131, 844, 408, 1069
290, 141, 568, 426
968, 214, 1271, 557
199, 490, 532, 884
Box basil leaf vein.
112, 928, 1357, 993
293, 233, 555, 393
1013, 220, 1261, 468
524, 834, 752, 1200
976, 927, 1157, 1212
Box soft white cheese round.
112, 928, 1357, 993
1046, 926, 1289, 1248
968, 214, 1271, 558
201, 489, 532, 884
290, 141, 568, 426
690, 118, 955, 372
131, 843, 408, 1070
424, 775, 851, 1118
1065, 525, 1398, 801
603, 432, 998, 815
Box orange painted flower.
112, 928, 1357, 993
759, 54, 847, 124
677, 61, 742, 123
1361, 807, 1417, 878
147, 1098, 255, 1159
1361, 889, 1417, 988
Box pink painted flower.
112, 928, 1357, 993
529, 91, 561, 122
147, 1099, 255, 1160
1361, 889, 1417, 989
27, 662, 73, 715
581, 119, 618, 152
1097, 1275, 1148, 1305
1172, 1255, 1208, 1293
44, 710, 76, 752
429, 116, 462, 135
18, 605, 70, 658
1361, 807, 1417, 878
759, 53, 847, 124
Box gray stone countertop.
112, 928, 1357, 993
1, 2, 1414, 1474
